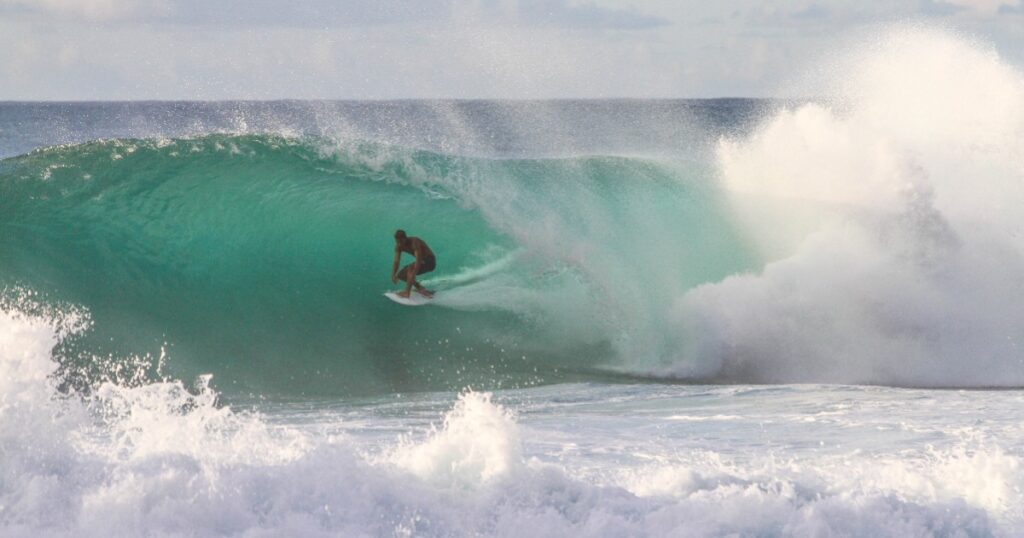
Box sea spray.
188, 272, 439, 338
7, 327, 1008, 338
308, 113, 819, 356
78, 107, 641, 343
676, 27, 1024, 386
389, 391, 521, 489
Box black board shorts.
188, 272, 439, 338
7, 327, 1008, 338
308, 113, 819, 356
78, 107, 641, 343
400, 255, 435, 278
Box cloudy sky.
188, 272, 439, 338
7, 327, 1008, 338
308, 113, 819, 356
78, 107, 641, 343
1, 0, 1022, 100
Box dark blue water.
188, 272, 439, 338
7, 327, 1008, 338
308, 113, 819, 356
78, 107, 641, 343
0, 99, 770, 159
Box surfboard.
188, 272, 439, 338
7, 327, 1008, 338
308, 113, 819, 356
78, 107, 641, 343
384, 291, 434, 306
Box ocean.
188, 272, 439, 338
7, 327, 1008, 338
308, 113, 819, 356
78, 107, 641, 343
2, 28, 1023, 537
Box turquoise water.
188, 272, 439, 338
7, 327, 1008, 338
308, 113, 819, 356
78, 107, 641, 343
0, 133, 756, 396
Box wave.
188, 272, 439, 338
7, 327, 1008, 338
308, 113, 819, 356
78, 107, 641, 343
3, 29, 1023, 393
0, 133, 753, 396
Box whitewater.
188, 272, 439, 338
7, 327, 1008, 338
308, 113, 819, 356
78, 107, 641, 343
2, 27, 1024, 536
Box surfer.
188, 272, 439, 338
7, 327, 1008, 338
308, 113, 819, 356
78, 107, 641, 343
391, 229, 435, 298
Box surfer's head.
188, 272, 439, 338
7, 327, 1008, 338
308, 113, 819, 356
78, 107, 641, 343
394, 229, 407, 244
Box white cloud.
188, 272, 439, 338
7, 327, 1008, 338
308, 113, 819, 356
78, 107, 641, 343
0, 19, 687, 100
0, 0, 167, 20
935, 0, 1020, 15
0, 1, 1021, 99
0, 0, 668, 29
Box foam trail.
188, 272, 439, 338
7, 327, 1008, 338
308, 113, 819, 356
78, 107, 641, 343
673, 27, 1024, 386
423, 248, 520, 291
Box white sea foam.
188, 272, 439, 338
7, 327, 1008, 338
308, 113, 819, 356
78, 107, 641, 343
2, 305, 1020, 536
675, 27, 1024, 386
388, 391, 521, 489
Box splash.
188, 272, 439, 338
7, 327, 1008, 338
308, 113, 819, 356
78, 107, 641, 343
1, 303, 1019, 535
389, 391, 521, 489
676, 27, 1024, 386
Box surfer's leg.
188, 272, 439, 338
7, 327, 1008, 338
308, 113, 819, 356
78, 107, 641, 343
412, 258, 435, 296
396, 264, 413, 282
395, 265, 416, 297
412, 279, 433, 297
411, 277, 433, 297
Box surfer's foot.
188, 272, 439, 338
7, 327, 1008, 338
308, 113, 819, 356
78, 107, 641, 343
397, 291, 411, 298
416, 289, 434, 298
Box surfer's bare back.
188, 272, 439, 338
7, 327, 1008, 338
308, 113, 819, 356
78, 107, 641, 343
391, 229, 436, 298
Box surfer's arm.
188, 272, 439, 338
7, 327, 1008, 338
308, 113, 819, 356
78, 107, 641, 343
391, 248, 401, 283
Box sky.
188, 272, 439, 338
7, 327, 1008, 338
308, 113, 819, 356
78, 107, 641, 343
0, 0, 1022, 100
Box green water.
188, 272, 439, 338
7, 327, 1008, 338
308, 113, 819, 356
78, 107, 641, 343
0, 134, 757, 395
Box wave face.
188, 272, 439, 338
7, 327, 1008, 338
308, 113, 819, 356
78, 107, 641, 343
0, 134, 754, 395
3, 29, 1023, 393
